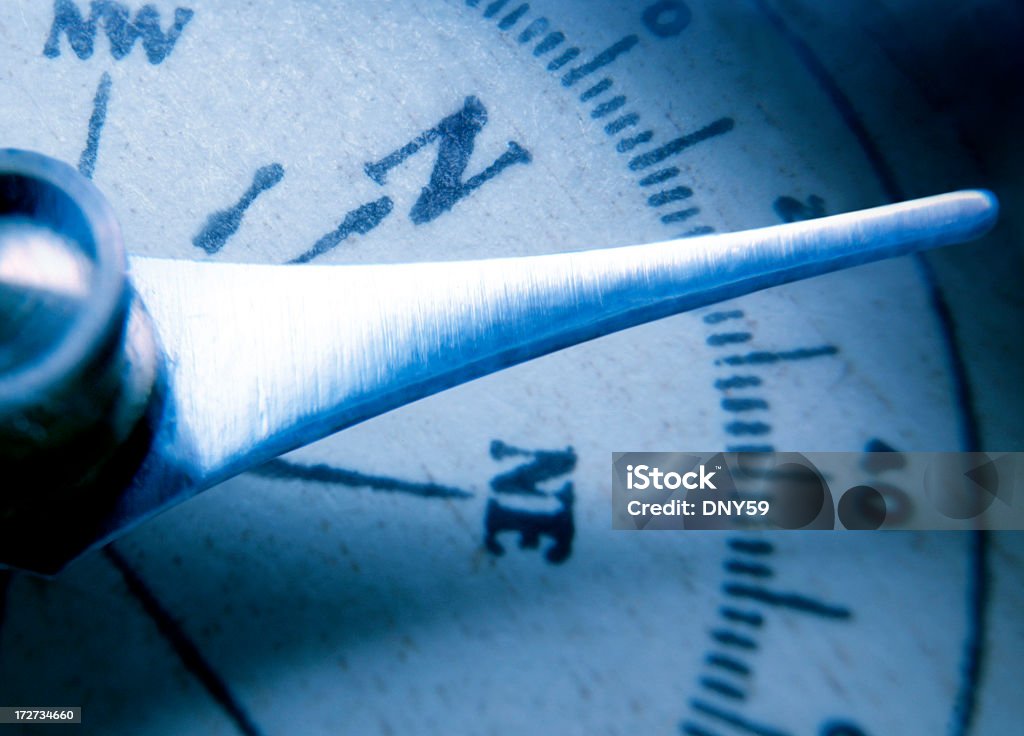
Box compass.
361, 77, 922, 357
0, 2, 1021, 735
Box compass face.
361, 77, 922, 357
0, 1, 1020, 735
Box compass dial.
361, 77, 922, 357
0, 2, 1020, 735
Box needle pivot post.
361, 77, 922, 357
0, 150, 158, 570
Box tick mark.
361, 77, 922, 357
192, 164, 285, 254
518, 17, 549, 44
534, 31, 564, 56
725, 421, 771, 436
689, 699, 793, 736
661, 208, 700, 224
717, 345, 839, 366
705, 652, 750, 676
681, 722, 723, 736
580, 78, 612, 102
561, 34, 639, 87
288, 197, 394, 264
78, 72, 111, 179
605, 112, 639, 135
252, 458, 473, 499
591, 95, 627, 118
704, 310, 744, 325
721, 398, 769, 412
617, 131, 654, 152
711, 629, 757, 650
639, 167, 679, 186
715, 375, 761, 391
723, 583, 851, 619
498, 3, 529, 29
682, 225, 715, 237
629, 117, 735, 171
648, 186, 693, 207
728, 538, 774, 555
820, 722, 868, 736
724, 560, 773, 578
105, 547, 265, 736
699, 676, 746, 701
707, 332, 752, 347
483, 0, 509, 18
547, 47, 580, 71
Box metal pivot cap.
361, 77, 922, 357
0, 150, 158, 540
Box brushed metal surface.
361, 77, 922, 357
97, 189, 995, 557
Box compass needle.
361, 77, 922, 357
0, 147, 998, 565
131, 189, 998, 495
